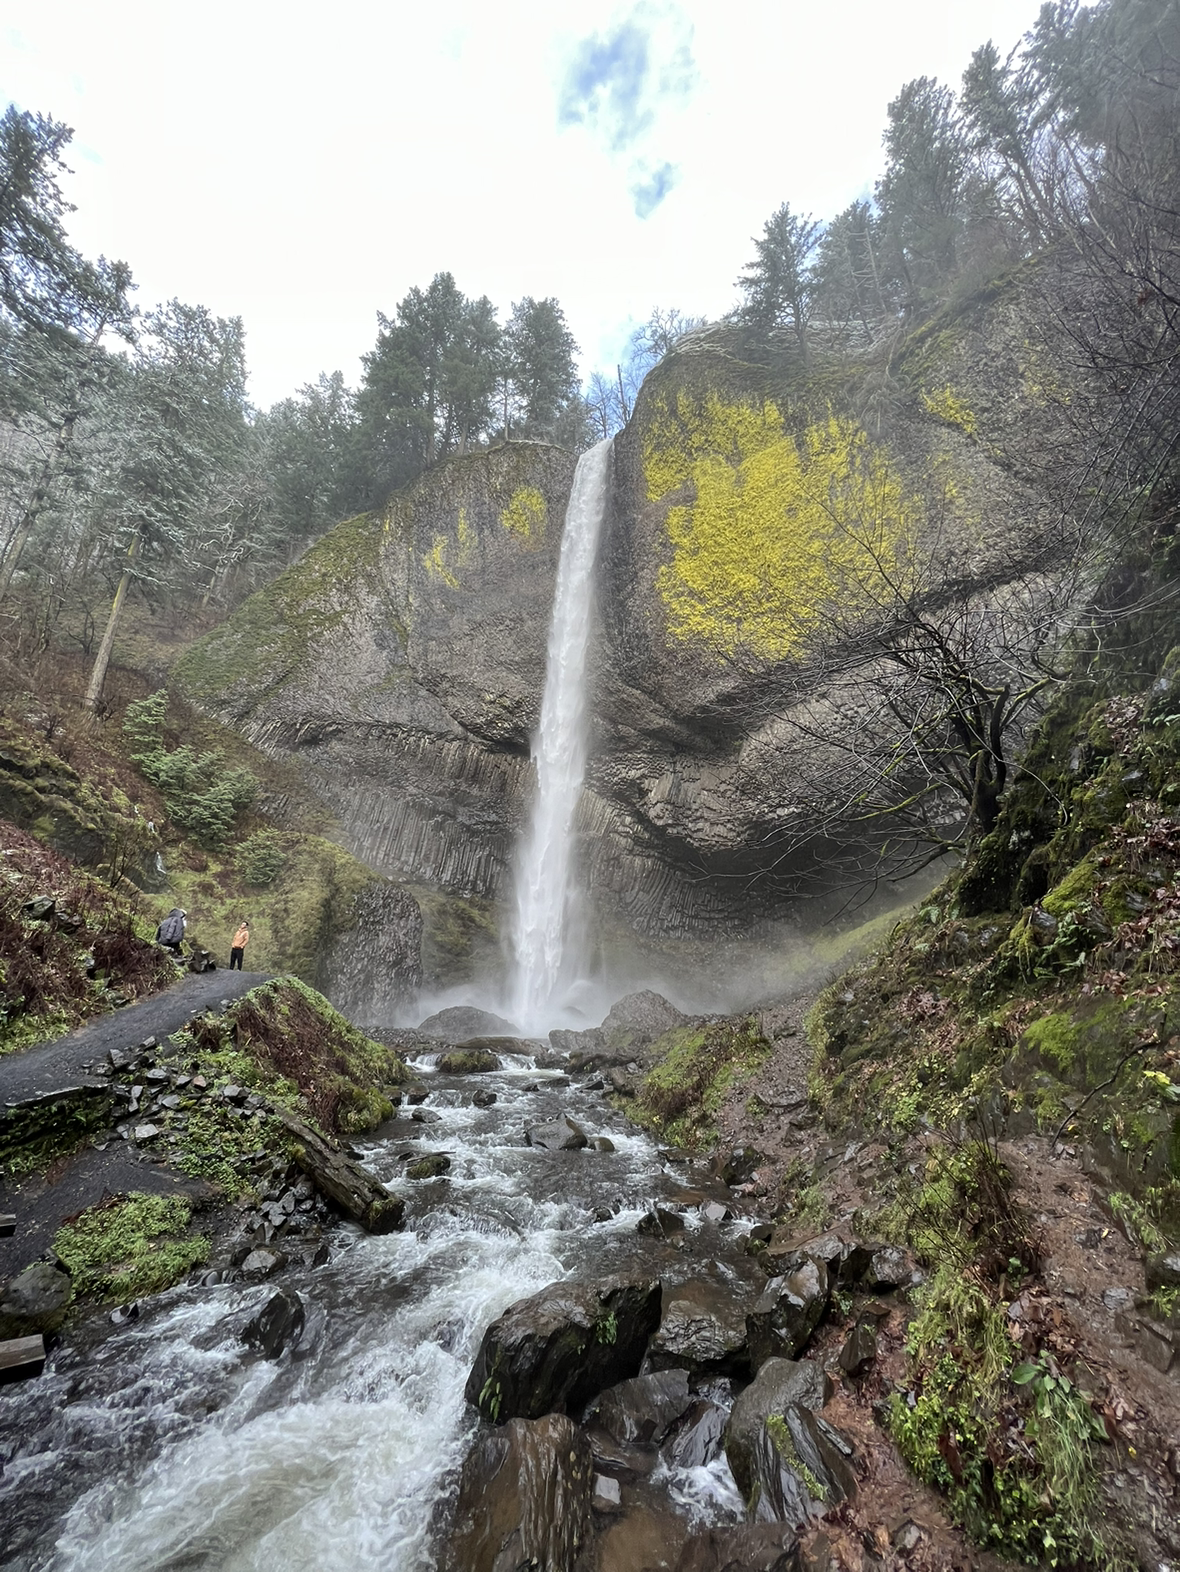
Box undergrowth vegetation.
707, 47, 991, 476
635, 1016, 772, 1148
888, 1136, 1122, 1567
0, 819, 175, 1051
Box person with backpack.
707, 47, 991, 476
156, 908, 186, 954
229, 919, 249, 971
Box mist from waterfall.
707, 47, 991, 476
507, 438, 612, 1034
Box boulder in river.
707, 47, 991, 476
465, 1275, 661, 1422
443, 1412, 591, 1572
647, 1277, 751, 1378
437, 1048, 500, 1074
525, 1113, 588, 1151
419, 1006, 518, 1040
471, 1088, 497, 1108
585, 1368, 694, 1445
746, 1406, 858, 1526
745, 1258, 831, 1370
242, 1288, 305, 1359
662, 1398, 728, 1470
0, 1261, 72, 1339
724, 1358, 830, 1503
674, 1523, 802, 1571
406, 1152, 451, 1180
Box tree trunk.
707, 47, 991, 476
83, 533, 140, 712
0, 412, 78, 604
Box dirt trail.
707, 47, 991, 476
0, 968, 268, 1104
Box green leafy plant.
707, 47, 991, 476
595, 1309, 618, 1345
478, 1373, 503, 1421
237, 829, 286, 887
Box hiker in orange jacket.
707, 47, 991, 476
229, 919, 250, 971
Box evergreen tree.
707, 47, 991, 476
502, 296, 580, 438
736, 203, 821, 358
875, 78, 971, 297
84, 301, 248, 710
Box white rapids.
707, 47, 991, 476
1, 1058, 750, 1572
508, 438, 612, 1033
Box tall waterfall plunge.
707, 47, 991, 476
508, 438, 612, 1033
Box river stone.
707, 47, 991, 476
443, 1412, 591, 1572
241, 1249, 285, 1278
525, 1113, 588, 1151
636, 1207, 685, 1240
674, 1524, 802, 1572
471, 1088, 497, 1108
406, 1152, 451, 1180
762, 1230, 871, 1283
242, 1288, 305, 1359
586, 1368, 694, 1444
419, 1006, 518, 1040
746, 1406, 857, 1526
647, 1278, 751, 1377
662, 1398, 728, 1469
465, 1275, 661, 1422
746, 1259, 831, 1370
437, 1048, 500, 1074
725, 1358, 831, 1503
0, 1261, 73, 1338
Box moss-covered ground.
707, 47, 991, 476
53, 1192, 210, 1305
633, 1015, 773, 1149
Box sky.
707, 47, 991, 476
1, 0, 1050, 409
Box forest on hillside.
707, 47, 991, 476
0, 0, 1176, 723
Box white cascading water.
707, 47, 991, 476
508, 437, 612, 1032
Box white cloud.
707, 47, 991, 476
0, 0, 1050, 407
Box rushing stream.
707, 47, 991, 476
1, 1050, 755, 1570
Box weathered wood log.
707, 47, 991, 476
268, 1106, 403, 1233
0, 1335, 46, 1384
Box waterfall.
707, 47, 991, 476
508, 438, 612, 1033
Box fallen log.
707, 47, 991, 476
268, 1106, 403, 1233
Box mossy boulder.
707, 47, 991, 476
406, 1152, 451, 1180
437, 1047, 500, 1074
0, 1260, 73, 1338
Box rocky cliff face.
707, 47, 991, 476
175, 443, 576, 911
177, 266, 1093, 966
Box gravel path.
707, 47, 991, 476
0, 969, 269, 1105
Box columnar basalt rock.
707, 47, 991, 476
178, 278, 1096, 963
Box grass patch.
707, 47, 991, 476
54, 1193, 209, 1304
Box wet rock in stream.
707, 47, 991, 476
646, 1277, 750, 1377
443, 1412, 591, 1572
241, 1287, 305, 1359
465, 1275, 661, 1421
525, 1112, 589, 1151
674, 1523, 802, 1572
585, 1368, 694, 1444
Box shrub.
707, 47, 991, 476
124, 691, 257, 849
238, 829, 286, 887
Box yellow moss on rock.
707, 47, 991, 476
644, 392, 918, 659
920, 385, 978, 437
500, 486, 547, 543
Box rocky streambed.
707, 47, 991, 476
0, 1015, 917, 1572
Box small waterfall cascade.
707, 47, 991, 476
508, 437, 612, 1033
